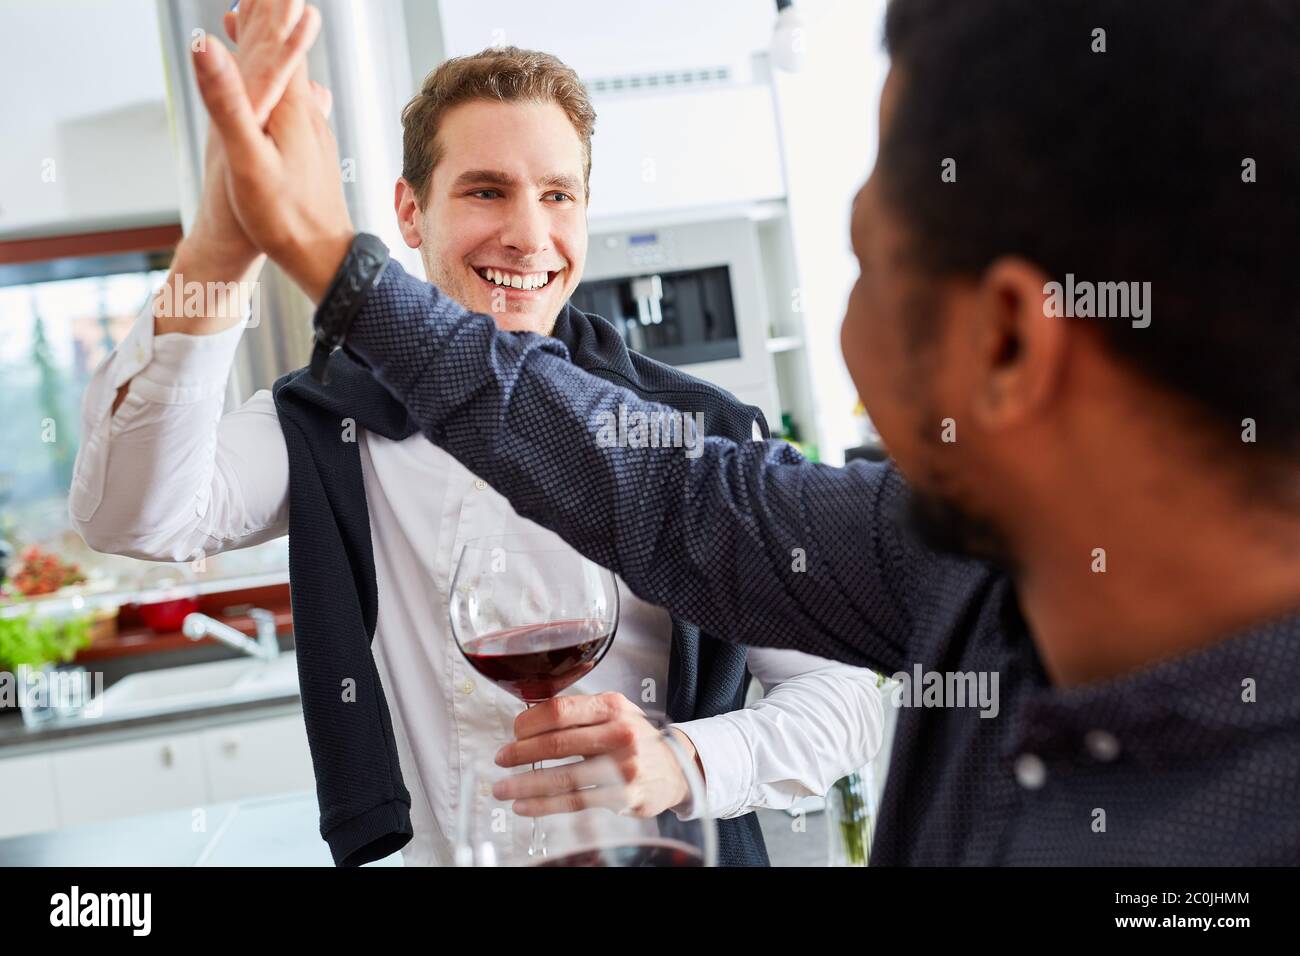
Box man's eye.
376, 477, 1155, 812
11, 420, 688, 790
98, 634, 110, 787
545, 192, 573, 203
471, 189, 500, 199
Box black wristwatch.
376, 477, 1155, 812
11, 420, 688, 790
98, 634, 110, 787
309, 232, 390, 383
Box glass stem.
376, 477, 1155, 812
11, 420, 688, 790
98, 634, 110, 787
526, 700, 546, 858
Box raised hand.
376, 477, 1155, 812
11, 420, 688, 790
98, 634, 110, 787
165, 2, 330, 336
191, 0, 354, 304
224, 0, 327, 126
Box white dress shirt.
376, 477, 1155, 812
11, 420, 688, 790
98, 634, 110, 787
70, 304, 884, 866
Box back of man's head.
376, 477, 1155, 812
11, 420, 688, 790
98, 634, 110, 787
878, 0, 1299, 472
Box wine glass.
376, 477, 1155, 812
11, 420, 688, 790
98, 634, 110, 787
449, 531, 620, 856
454, 716, 717, 867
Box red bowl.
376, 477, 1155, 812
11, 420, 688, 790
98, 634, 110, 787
137, 597, 201, 633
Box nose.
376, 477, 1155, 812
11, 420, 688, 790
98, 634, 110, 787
498, 195, 551, 259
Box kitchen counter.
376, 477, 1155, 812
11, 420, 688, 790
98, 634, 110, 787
0, 693, 302, 758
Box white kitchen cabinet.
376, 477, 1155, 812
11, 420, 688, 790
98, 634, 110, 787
199, 714, 315, 803
0, 753, 60, 839
586, 86, 786, 222
51, 733, 208, 828
1, 708, 316, 839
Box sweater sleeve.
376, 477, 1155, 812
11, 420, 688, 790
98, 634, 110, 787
341, 259, 929, 672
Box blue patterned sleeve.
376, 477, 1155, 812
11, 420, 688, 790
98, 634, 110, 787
342, 259, 918, 671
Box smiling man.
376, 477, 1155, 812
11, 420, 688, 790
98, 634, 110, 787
70, 5, 882, 869
395, 70, 585, 332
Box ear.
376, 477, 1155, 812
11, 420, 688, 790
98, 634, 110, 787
966, 256, 1070, 432
394, 178, 423, 249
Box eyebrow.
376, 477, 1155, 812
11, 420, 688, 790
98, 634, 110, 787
451, 169, 583, 194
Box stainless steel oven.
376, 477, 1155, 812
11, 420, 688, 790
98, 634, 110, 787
569, 264, 741, 367
574, 217, 780, 423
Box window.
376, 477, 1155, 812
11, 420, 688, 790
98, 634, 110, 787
0, 243, 287, 605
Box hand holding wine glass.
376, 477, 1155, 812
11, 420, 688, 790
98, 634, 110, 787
495, 692, 701, 819
455, 718, 716, 867
449, 531, 620, 856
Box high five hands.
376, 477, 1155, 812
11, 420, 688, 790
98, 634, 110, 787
191, 0, 354, 304
190, 2, 709, 821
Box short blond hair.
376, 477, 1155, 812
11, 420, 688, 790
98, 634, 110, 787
401, 46, 596, 205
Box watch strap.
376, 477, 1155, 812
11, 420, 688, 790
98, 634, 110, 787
310, 232, 390, 383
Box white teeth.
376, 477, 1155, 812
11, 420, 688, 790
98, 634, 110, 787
478, 268, 552, 290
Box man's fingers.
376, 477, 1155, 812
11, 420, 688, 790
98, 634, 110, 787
309, 79, 333, 118
222, 10, 238, 43
511, 785, 630, 818
491, 759, 618, 801
513, 692, 641, 739
192, 38, 273, 171
514, 696, 601, 739
281, 4, 320, 103
243, 3, 321, 125
245, 0, 303, 40
496, 721, 636, 767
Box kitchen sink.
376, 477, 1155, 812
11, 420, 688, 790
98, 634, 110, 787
74, 653, 300, 721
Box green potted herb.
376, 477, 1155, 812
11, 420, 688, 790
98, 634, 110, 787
0, 547, 96, 727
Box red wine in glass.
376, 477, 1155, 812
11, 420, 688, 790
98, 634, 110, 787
460, 619, 612, 703
458, 617, 613, 856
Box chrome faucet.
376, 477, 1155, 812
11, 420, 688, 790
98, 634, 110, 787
182, 607, 280, 661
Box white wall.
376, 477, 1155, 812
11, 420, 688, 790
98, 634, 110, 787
434, 0, 774, 77
0, 0, 178, 239
432, 0, 787, 222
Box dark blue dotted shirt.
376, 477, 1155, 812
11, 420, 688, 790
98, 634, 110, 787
340, 258, 1300, 865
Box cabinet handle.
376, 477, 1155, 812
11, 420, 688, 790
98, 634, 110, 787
221, 737, 239, 757
160, 744, 173, 768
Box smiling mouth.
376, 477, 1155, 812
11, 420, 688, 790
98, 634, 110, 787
473, 266, 561, 293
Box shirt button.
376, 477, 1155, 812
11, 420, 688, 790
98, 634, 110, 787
460, 679, 476, 695
1014, 753, 1047, 790
1084, 729, 1120, 762
479, 782, 492, 797
473, 479, 487, 490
